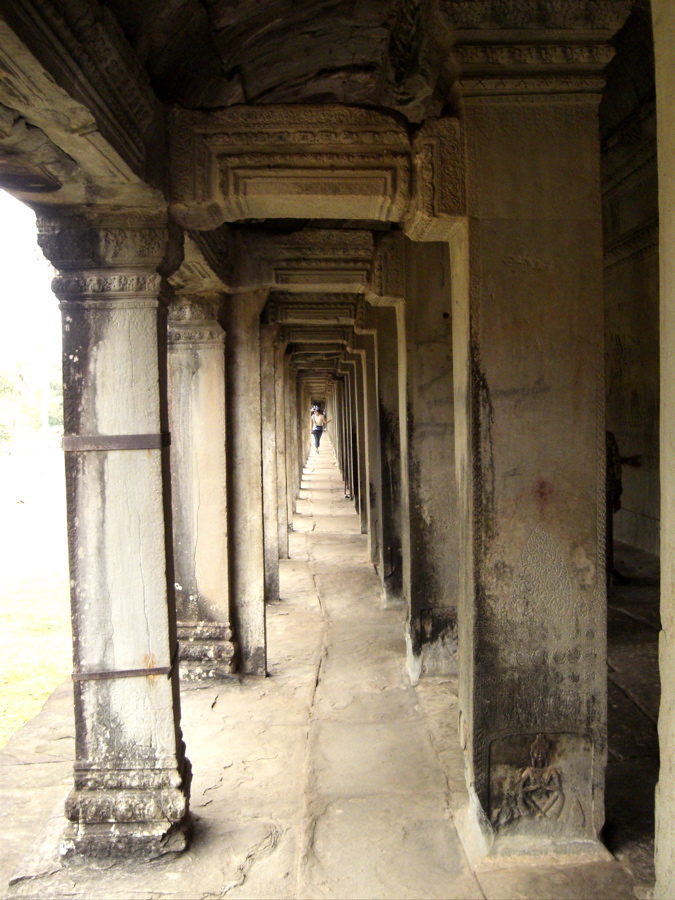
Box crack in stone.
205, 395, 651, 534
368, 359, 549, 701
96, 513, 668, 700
215, 825, 285, 897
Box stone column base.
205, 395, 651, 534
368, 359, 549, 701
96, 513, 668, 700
178, 622, 237, 680
62, 761, 192, 858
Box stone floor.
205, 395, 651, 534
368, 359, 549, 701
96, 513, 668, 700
0, 439, 656, 899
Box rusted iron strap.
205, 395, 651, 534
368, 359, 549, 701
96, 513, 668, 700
72, 644, 179, 682
62, 433, 171, 452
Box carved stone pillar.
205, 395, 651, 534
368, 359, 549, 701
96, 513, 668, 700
167, 295, 236, 679
274, 342, 290, 559
260, 323, 280, 603
38, 212, 191, 856
222, 290, 268, 675
435, 4, 632, 856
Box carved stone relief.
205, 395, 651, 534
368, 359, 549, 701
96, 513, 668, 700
489, 732, 592, 837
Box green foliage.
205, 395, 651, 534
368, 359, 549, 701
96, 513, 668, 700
0, 362, 63, 446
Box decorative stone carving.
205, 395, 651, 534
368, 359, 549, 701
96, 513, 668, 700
169, 234, 230, 295
170, 106, 412, 228
440, 0, 632, 98
368, 232, 406, 302
266, 292, 358, 326
244, 228, 375, 294
38, 213, 174, 275
489, 733, 591, 838
2, 0, 159, 175
282, 326, 351, 345
404, 116, 466, 240
440, 0, 632, 31
168, 294, 224, 344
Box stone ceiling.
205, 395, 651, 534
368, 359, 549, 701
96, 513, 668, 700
102, 0, 456, 121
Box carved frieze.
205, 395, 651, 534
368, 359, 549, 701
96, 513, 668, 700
170, 106, 412, 228
282, 326, 351, 345
440, 0, 631, 98
37, 214, 175, 310
266, 292, 358, 326
1, 1, 159, 176
440, 0, 632, 31
37, 214, 171, 270
244, 228, 375, 293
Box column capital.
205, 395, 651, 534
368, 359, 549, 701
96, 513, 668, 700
168, 294, 224, 344
443, 0, 632, 100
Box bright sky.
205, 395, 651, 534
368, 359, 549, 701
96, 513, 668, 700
0, 190, 61, 378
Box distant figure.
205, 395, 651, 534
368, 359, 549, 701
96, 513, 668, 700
310, 406, 331, 453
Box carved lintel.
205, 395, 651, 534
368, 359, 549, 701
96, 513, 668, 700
281, 326, 351, 345
266, 292, 358, 326
243, 228, 375, 293
170, 106, 412, 228
440, 0, 632, 31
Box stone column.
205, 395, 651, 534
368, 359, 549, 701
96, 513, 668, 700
39, 212, 191, 856
344, 354, 368, 533
372, 303, 404, 606
167, 295, 235, 679
222, 290, 268, 675
284, 359, 299, 523
454, 89, 608, 857
403, 238, 458, 680
356, 323, 384, 570
274, 342, 290, 559
654, 2, 675, 895
260, 323, 280, 603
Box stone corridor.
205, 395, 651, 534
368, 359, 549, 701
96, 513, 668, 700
1, 440, 643, 900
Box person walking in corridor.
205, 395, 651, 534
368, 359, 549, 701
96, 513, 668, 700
310, 405, 330, 453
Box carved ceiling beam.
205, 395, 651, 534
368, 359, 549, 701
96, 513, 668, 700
441, 0, 632, 99
266, 292, 359, 326
282, 326, 351, 345
242, 228, 375, 294
169, 106, 411, 229
0, 1, 163, 205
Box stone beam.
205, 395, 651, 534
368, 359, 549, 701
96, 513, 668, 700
0, 3, 164, 208
169, 106, 411, 229
266, 292, 359, 326
242, 228, 375, 294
